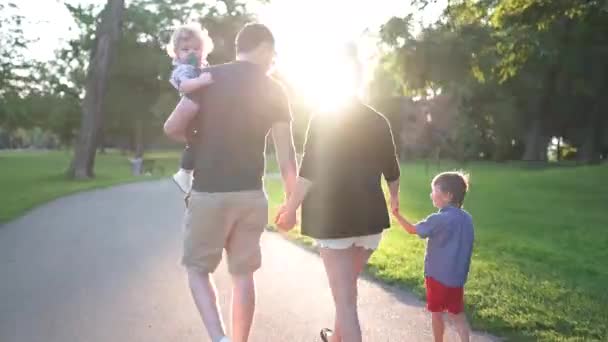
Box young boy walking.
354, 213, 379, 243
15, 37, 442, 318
393, 171, 474, 342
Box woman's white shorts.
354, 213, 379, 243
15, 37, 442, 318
316, 232, 383, 250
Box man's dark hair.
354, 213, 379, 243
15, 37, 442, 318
235, 23, 275, 54
432, 171, 470, 207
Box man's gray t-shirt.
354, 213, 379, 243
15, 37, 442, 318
415, 206, 475, 287
186, 61, 291, 193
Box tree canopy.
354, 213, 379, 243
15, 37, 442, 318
374, 0, 608, 163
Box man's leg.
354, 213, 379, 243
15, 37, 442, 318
231, 273, 256, 342
182, 192, 231, 342
225, 191, 268, 342
187, 269, 227, 342
431, 312, 445, 342
449, 312, 470, 342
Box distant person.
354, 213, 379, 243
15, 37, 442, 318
164, 23, 297, 342
166, 23, 215, 193
393, 171, 474, 342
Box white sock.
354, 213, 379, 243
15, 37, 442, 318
218, 337, 231, 342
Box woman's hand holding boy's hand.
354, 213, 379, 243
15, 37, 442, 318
390, 195, 400, 216
392, 209, 417, 235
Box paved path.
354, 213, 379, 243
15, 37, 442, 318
0, 180, 499, 342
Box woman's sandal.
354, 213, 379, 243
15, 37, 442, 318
320, 328, 333, 342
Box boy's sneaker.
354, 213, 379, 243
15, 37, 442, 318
172, 169, 193, 193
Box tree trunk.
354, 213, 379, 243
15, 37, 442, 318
522, 67, 558, 162
578, 105, 603, 164
522, 118, 549, 161
67, 0, 125, 179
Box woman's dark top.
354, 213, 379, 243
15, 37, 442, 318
299, 100, 400, 239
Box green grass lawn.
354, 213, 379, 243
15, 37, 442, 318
0, 150, 180, 223
265, 162, 608, 341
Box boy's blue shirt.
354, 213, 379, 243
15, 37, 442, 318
415, 205, 474, 287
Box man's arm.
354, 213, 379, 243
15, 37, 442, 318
283, 177, 312, 212
178, 72, 213, 94
271, 121, 297, 198
275, 176, 312, 231
163, 97, 199, 143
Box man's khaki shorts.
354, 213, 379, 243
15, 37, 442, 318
182, 190, 268, 274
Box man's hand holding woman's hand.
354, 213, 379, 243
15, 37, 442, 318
275, 204, 297, 232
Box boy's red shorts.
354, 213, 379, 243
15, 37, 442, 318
425, 276, 464, 314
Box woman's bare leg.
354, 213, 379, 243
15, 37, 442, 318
320, 247, 361, 342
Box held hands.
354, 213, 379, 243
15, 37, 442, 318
274, 204, 297, 232
390, 202, 417, 235
390, 194, 400, 216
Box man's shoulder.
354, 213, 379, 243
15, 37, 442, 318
265, 76, 288, 94
201, 62, 234, 73
259, 77, 289, 107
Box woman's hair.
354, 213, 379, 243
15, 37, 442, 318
166, 22, 214, 59
432, 171, 470, 207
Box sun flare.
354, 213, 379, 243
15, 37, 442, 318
276, 48, 361, 111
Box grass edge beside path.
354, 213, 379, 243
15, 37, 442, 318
0, 150, 181, 224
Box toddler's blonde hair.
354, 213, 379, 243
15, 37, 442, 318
166, 22, 214, 59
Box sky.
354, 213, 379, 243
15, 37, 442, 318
17, 0, 445, 106
19, 0, 446, 61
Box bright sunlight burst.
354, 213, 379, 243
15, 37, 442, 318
276, 44, 362, 110
254, 0, 388, 111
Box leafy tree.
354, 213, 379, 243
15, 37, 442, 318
376, 0, 608, 163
